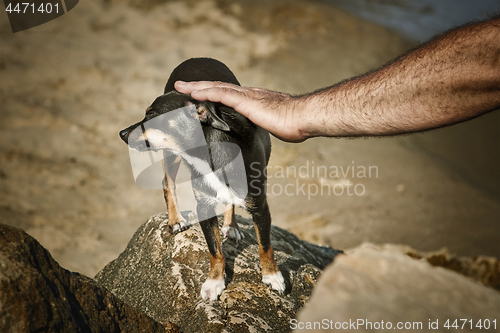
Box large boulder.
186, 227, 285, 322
3, 218, 497, 333
296, 243, 500, 332
0, 224, 170, 333
95, 213, 342, 332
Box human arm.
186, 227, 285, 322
175, 17, 500, 142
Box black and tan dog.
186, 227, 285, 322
119, 58, 285, 301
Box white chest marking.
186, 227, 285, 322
180, 153, 245, 207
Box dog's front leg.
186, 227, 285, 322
221, 204, 244, 242
162, 153, 190, 234
252, 201, 286, 294
198, 205, 225, 301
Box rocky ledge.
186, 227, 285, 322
0, 224, 170, 333
297, 243, 500, 333
95, 213, 342, 332
2, 216, 498, 333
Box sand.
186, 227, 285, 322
1, 0, 498, 277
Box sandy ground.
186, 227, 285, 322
0, 0, 498, 278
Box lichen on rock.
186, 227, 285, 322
95, 213, 342, 332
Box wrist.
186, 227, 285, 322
295, 89, 345, 139
291, 94, 315, 141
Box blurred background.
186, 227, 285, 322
0, 0, 499, 277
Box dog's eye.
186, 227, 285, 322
146, 110, 156, 117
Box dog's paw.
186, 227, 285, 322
262, 271, 286, 294
200, 278, 225, 301
221, 225, 244, 242
169, 219, 192, 234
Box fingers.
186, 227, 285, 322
175, 80, 244, 95
175, 80, 253, 117
174, 80, 306, 142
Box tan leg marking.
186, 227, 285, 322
222, 204, 236, 227
208, 222, 225, 280
253, 225, 279, 276
162, 156, 187, 229
222, 204, 244, 241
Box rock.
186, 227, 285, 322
296, 243, 500, 333
0, 224, 168, 333
405, 246, 500, 291
95, 213, 342, 332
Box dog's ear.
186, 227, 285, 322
196, 102, 231, 132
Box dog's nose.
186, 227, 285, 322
119, 129, 129, 143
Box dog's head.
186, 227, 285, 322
119, 91, 230, 152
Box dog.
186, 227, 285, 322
119, 58, 285, 301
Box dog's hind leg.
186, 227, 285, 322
162, 153, 190, 234
221, 204, 244, 242
252, 201, 285, 294
198, 205, 226, 301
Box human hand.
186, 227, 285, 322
175, 81, 307, 142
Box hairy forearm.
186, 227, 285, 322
300, 17, 500, 138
